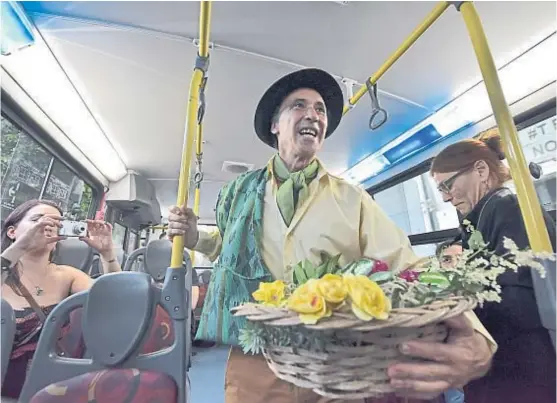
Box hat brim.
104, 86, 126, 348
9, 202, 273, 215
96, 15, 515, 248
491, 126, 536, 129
254, 68, 344, 148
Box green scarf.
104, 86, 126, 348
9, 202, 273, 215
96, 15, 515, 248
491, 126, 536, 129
272, 155, 319, 226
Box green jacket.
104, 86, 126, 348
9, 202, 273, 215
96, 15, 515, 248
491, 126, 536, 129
195, 168, 273, 345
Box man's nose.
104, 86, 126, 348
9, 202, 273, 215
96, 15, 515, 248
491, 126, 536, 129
304, 107, 319, 121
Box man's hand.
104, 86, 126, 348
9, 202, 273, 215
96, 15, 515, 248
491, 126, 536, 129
388, 314, 493, 400
168, 205, 199, 249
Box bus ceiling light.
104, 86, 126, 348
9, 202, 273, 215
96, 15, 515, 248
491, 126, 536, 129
341, 155, 390, 184
1, 1, 35, 56
341, 32, 556, 185
1, 21, 127, 182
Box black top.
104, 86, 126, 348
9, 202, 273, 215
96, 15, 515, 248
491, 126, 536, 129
459, 187, 556, 340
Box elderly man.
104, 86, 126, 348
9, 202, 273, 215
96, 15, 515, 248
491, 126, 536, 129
168, 68, 495, 403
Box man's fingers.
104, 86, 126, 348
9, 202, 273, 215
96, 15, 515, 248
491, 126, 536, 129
388, 362, 456, 382
399, 340, 463, 363
444, 313, 475, 336
391, 378, 449, 400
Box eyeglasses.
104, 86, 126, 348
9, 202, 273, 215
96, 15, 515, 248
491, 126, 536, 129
437, 166, 473, 194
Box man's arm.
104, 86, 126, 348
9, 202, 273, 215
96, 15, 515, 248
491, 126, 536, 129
193, 228, 222, 262
359, 191, 497, 352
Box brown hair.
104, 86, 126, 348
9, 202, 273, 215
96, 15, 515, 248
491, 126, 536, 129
1, 199, 62, 295
430, 127, 511, 185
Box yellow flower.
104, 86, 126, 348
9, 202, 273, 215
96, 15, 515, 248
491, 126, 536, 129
343, 274, 391, 321
316, 274, 347, 306
287, 279, 331, 324
252, 280, 286, 307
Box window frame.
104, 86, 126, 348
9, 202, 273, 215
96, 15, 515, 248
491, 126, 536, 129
1, 90, 103, 217
367, 97, 556, 247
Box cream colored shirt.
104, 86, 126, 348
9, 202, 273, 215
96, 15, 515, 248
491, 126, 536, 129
194, 158, 497, 351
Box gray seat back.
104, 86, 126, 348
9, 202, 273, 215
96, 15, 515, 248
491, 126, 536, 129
20, 260, 193, 403
200, 269, 212, 285
1, 298, 16, 385
532, 257, 556, 350
124, 246, 146, 272
52, 238, 94, 273
145, 240, 172, 282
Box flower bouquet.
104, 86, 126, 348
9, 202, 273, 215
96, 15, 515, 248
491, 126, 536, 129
231, 225, 554, 399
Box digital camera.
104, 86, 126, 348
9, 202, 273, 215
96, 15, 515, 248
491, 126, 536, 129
59, 220, 88, 237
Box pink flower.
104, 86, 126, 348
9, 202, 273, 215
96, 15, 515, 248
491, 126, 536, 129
399, 270, 419, 282
371, 260, 389, 273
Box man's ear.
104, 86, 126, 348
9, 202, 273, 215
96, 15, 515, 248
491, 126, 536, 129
271, 121, 279, 135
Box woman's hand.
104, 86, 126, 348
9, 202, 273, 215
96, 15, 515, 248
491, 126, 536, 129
79, 220, 115, 260
388, 314, 493, 399
6, 214, 65, 258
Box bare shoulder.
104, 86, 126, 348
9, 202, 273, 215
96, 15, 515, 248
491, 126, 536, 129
53, 264, 92, 284
53, 264, 87, 277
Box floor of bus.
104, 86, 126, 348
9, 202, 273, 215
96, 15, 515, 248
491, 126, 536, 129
190, 345, 229, 402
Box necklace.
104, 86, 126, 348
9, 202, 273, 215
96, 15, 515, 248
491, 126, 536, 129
20, 263, 50, 297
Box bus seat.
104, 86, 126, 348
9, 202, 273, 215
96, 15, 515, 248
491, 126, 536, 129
89, 249, 127, 278
52, 239, 94, 274
124, 247, 146, 272
1, 299, 16, 385
532, 258, 556, 350
144, 240, 172, 282
19, 266, 191, 403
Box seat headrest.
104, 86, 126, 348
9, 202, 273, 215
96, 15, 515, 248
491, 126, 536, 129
52, 239, 94, 273
200, 270, 212, 285
145, 240, 172, 281
83, 272, 154, 365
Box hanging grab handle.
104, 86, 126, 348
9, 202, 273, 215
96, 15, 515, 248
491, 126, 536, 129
366, 80, 388, 130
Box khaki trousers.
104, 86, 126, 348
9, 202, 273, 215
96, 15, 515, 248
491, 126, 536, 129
224, 347, 365, 403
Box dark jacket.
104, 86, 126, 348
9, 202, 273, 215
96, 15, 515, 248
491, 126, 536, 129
460, 187, 556, 402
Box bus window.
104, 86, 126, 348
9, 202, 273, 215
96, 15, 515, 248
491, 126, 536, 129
373, 171, 460, 236
127, 230, 138, 255
43, 160, 94, 220
1, 114, 96, 221
517, 115, 556, 213
1, 115, 53, 218
112, 222, 127, 250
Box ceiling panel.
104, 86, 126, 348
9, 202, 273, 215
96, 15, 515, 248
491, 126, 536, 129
19, 1, 557, 219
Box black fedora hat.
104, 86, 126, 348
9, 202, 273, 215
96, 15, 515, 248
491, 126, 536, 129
254, 68, 344, 148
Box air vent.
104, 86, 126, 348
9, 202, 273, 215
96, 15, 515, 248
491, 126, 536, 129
222, 161, 254, 174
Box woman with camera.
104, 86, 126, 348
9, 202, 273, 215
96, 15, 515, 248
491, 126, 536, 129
1, 199, 121, 399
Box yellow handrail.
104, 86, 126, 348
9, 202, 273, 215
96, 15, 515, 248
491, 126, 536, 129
171, 1, 212, 268
460, 2, 552, 253
342, 1, 450, 116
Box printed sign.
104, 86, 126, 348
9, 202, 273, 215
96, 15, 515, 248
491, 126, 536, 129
518, 115, 557, 165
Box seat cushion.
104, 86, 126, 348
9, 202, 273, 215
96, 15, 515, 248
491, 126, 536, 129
29, 369, 177, 403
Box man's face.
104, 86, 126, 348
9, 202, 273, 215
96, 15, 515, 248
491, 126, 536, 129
271, 88, 328, 160
440, 244, 463, 269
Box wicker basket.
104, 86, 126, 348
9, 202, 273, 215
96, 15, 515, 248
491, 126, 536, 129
232, 296, 477, 399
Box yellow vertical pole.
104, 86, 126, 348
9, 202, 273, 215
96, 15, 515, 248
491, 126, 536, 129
171, 1, 212, 268
459, 2, 552, 252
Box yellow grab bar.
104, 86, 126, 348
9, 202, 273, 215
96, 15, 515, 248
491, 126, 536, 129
460, 2, 552, 252
171, 1, 212, 268
342, 1, 449, 115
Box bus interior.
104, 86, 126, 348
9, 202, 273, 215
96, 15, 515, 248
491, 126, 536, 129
1, 1, 556, 402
